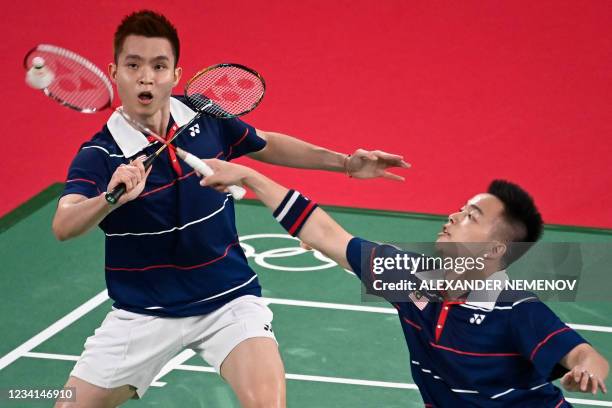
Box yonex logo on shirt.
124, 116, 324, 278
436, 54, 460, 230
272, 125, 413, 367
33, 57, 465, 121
469, 314, 486, 324
189, 124, 200, 137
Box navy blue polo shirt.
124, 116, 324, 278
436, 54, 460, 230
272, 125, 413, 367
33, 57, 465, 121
61, 97, 267, 317
347, 237, 587, 407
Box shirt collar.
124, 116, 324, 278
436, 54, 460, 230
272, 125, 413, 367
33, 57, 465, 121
106, 97, 198, 158
464, 269, 508, 310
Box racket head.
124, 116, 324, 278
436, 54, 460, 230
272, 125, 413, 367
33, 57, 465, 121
184, 63, 265, 119
23, 44, 113, 113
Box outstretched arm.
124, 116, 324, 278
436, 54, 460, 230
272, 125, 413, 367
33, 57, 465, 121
201, 159, 354, 269
250, 130, 410, 181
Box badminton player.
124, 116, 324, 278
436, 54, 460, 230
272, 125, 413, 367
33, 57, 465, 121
51, 10, 409, 408
200, 159, 610, 407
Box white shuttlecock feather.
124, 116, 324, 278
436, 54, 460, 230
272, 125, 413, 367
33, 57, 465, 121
26, 57, 55, 89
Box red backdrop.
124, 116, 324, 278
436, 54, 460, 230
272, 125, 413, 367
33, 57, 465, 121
2, 0, 611, 228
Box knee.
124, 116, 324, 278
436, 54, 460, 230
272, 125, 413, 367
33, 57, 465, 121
240, 379, 285, 408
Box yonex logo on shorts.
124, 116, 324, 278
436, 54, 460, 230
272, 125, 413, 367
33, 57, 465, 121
469, 314, 486, 324
264, 323, 273, 332
189, 124, 200, 137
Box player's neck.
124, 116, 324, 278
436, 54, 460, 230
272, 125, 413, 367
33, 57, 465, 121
127, 104, 171, 138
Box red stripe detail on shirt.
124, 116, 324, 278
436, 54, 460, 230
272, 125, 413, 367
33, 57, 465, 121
554, 398, 565, 408
139, 171, 196, 199
369, 247, 377, 281
434, 300, 465, 342
139, 149, 228, 200
226, 128, 249, 159
65, 178, 101, 194
403, 317, 422, 331
429, 342, 521, 357
288, 201, 316, 235
529, 327, 572, 361
105, 241, 239, 272
435, 302, 450, 342
66, 178, 97, 186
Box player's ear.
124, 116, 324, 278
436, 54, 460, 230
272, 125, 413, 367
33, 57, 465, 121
108, 63, 117, 82
173, 66, 182, 87
487, 241, 507, 260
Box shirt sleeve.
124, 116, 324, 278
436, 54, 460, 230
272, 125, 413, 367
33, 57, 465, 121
511, 299, 587, 380
61, 145, 112, 199
220, 118, 266, 160
346, 237, 440, 305
346, 237, 378, 279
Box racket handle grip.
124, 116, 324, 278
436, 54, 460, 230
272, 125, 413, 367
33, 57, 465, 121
105, 184, 126, 205
105, 155, 156, 205
178, 150, 246, 200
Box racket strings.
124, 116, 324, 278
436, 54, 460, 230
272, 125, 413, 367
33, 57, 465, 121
185, 66, 264, 117
26, 47, 112, 113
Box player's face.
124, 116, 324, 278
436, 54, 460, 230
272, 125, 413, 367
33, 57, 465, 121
436, 193, 505, 245
109, 35, 181, 118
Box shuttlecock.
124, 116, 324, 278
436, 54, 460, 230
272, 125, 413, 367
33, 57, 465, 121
26, 57, 55, 89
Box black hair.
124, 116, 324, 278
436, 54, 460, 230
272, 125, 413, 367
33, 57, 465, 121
487, 179, 543, 262
114, 10, 180, 65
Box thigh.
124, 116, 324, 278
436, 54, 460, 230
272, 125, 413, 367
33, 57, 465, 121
54, 376, 135, 408
189, 296, 285, 407
193, 295, 277, 372
221, 337, 286, 408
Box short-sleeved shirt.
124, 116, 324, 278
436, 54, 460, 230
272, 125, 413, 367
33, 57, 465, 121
347, 237, 587, 407
61, 96, 267, 317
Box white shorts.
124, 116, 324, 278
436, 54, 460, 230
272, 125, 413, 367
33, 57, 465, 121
70, 295, 276, 398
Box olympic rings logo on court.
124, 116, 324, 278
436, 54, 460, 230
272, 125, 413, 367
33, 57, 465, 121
239, 233, 353, 275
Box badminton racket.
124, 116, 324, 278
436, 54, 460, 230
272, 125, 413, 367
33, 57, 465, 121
23, 44, 266, 203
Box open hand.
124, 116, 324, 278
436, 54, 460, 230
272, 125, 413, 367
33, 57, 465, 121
560, 365, 607, 395
346, 149, 410, 181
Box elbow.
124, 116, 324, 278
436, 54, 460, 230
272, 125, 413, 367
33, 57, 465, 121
301, 225, 331, 253
299, 228, 325, 251
52, 219, 71, 241
299, 234, 316, 250
55, 233, 70, 242
52, 226, 69, 242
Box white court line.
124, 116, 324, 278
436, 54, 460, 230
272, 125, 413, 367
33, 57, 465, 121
265, 297, 612, 333
284, 373, 418, 390
0, 290, 109, 371
23, 352, 417, 389
2, 292, 611, 373
151, 349, 197, 387
176, 362, 419, 389
568, 400, 612, 407
24, 351, 78, 362
568, 324, 612, 334
19, 352, 612, 406
264, 297, 398, 315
